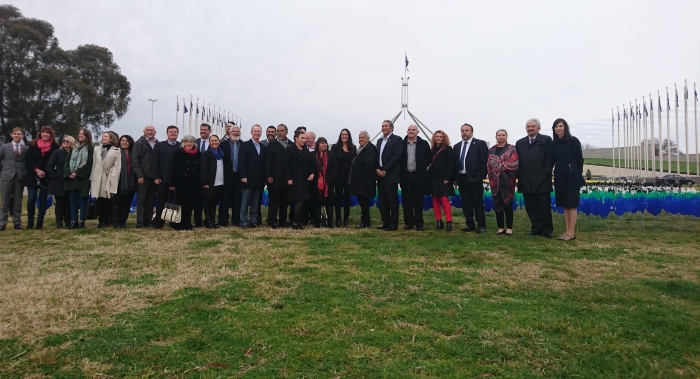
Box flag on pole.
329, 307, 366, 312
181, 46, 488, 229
676, 87, 679, 107
696, 87, 698, 102
405, 52, 409, 72
177, 100, 179, 112
183, 100, 188, 114
617, 108, 620, 122
644, 102, 648, 117
190, 99, 193, 111
624, 108, 627, 119
196, 103, 199, 114
667, 95, 670, 110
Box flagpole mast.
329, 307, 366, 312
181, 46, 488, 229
675, 84, 680, 174
617, 106, 621, 180
666, 88, 671, 174
637, 102, 642, 178
633, 100, 637, 178
658, 91, 662, 175
649, 95, 655, 176
625, 105, 629, 178
643, 97, 648, 180
182, 97, 185, 131
695, 83, 699, 176
175, 95, 179, 128
188, 95, 193, 136
611, 108, 615, 181
684, 80, 689, 175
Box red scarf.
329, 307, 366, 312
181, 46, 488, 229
37, 139, 52, 156
183, 147, 197, 155
317, 152, 328, 197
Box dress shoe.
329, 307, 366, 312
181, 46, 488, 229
241, 225, 249, 230
0, 226, 5, 231
249, 224, 257, 229
26, 220, 34, 229
336, 219, 341, 228
445, 221, 453, 232
356, 223, 368, 229
404, 224, 414, 230
476, 227, 486, 234
461, 226, 476, 232
344, 219, 349, 227
14, 225, 22, 230
35, 220, 43, 229
194, 223, 203, 228
376, 225, 388, 230
284, 220, 292, 228
416, 225, 425, 231
385, 225, 397, 231
435, 220, 444, 230
543, 232, 554, 239
527, 231, 541, 236
114, 223, 125, 229
270, 223, 279, 229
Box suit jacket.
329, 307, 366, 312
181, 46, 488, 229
265, 139, 289, 189
196, 137, 210, 153
132, 135, 157, 179
515, 133, 553, 194
0, 142, 28, 181
220, 138, 241, 184
400, 136, 431, 191
453, 138, 489, 183
349, 143, 377, 198
239, 139, 266, 189
151, 141, 181, 184
375, 133, 403, 183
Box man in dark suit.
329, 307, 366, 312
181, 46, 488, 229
132, 125, 158, 228
219, 122, 243, 227
375, 119, 403, 231
0, 127, 28, 231
453, 123, 489, 233
265, 124, 290, 228
400, 124, 431, 231
193, 123, 212, 227
239, 124, 267, 228
151, 125, 180, 229
515, 118, 554, 238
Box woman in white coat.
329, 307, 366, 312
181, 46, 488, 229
91, 131, 121, 228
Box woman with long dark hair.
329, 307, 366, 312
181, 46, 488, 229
285, 130, 315, 230
427, 130, 455, 231
314, 137, 337, 228
552, 118, 585, 241
114, 135, 136, 229
331, 128, 356, 227
201, 135, 225, 229
24, 126, 59, 229
487, 129, 519, 236
47, 135, 74, 229
64, 128, 94, 229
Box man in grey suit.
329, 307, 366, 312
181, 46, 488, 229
0, 127, 28, 230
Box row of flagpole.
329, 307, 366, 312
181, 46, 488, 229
612, 80, 698, 181
174, 95, 241, 137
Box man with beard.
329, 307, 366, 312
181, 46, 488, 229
219, 122, 243, 227
261, 126, 276, 147
132, 125, 158, 228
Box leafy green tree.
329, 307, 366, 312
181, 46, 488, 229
0, 4, 130, 141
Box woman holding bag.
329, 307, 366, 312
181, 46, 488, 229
427, 130, 454, 231
169, 135, 201, 231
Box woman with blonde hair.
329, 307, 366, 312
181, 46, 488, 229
90, 131, 120, 228
427, 130, 455, 231
47, 134, 75, 228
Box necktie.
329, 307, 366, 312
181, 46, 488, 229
529, 138, 535, 145
233, 142, 239, 172
14, 144, 19, 158
459, 141, 467, 171
201, 140, 206, 152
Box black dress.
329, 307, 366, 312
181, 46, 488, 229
552, 135, 585, 208
284, 145, 316, 202
427, 146, 455, 197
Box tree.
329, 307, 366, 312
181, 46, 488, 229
0, 5, 130, 141
642, 138, 683, 156
581, 142, 599, 150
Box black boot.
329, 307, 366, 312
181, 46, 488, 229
336, 218, 341, 228
56, 219, 63, 229
26, 218, 34, 230
55, 207, 64, 229
69, 221, 78, 230
436, 220, 444, 230
446, 221, 453, 232
78, 221, 85, 229
35, 219, 43, 230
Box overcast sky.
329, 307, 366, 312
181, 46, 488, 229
13, 0, 700, 150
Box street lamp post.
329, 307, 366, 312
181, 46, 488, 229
148, 98, 158, 125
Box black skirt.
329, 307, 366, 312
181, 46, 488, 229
555, 190, 580, 208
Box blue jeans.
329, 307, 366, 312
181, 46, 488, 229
26, 186, 49, 223
68, 189, 88, 222
240, 188, 262, 226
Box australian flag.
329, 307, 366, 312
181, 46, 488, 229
405, 52, 409, 72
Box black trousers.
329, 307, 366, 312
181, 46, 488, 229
219, 179, 242, 226
53, 195, 71, 227
204, 185, 224, 224
315, 195, 333, 227
495, 206, 514, 229
357, 195, 371, 226
136, 178, 156, 227
401, 172, 424, 228
377, 179, 399, 228
523, 192, 553, 234
153, 183, 171, 228
267, 187, 288, 226
97, 197, 114, 224
193, 194, 204, 227
457, 175, 486, 229
175, 195, 198, 230
114, 191, 135, 225
333, 183, 351, 221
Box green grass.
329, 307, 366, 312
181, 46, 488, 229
586, 158, 699, 175
0, 204, 698, 378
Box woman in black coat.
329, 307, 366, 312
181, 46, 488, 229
284, 130, 316, 230
349, 130, 377, 229
25, 126, 59, 229
169, 135, 201, 231
200, 135, 225, 229
330, 128, 356, 227
427, 130, 455, 231
552, 118, 585, 241
46, 134, 74, 229
313, 137, 337, 228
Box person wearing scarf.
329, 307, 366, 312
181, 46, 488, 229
47, 135, 74, 229
64, 128, 94, 229
91, 131, 121, 228
201, 135, 225, 229
169, 135, 201, 230
487, 129, 519, 236
313, 137, 337, 228
114, 135, 136, 229
24, 126, 59, 229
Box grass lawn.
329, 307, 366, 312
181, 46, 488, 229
1, 204, 699, 378
586, 158, 699, 176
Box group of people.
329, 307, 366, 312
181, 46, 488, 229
0, 117, 585, 240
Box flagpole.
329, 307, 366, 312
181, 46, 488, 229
196, 98, 200, 129
643, 97, 648, 180
695, 83, 698, 176
188, 95, 193, 136
175, 95, 179, 128
666, 88, 671, 174
182, 97, 185, 131
632, 100, 637, 178
624, 106, 629, 178
611, 108, 615, 181
675, 84, 680, 174
684, 80, 689, 175
617, 106, 621, 179
658, 91, 663, 175
649, 95, 655, 176
637, 102, 642, 178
